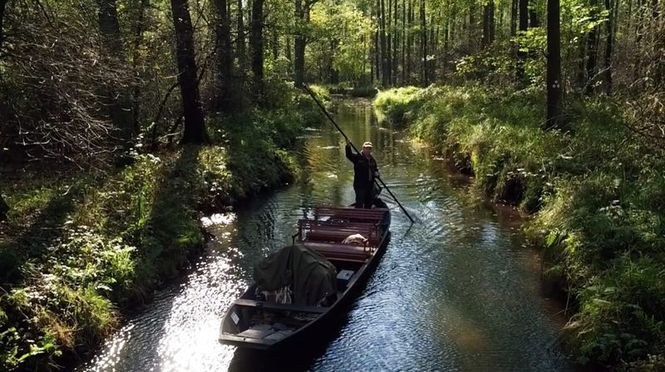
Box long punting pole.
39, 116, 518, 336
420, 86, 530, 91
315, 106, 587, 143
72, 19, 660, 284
302, 84, 415, 224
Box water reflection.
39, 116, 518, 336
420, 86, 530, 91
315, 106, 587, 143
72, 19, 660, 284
80, 99, 570, 372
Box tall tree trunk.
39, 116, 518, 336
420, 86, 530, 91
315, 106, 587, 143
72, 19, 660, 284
380, 0, 388, 86
272, 27, 279, 61
250, 0, 264, 102
236, 0, 247, 70
0, 0, 7, 221
362, 36, 368, 84
430, 14, 437, 80
490, 0, 496, 42
603, 0, 615, 93
97, 0, 134, 141
391, 0, 399, 85
529, 3, 539, 27
406, 0, 413, 84
517, 0, 529, 82
511, 0, 518, 36
576, 41, 586, 90
387, 0, 393, 86
170, 0, 208, 144
213, 0, 235, 112
483, 1, 494, 45
420, 0, 427, 85
443, 15, 449, 73
0, 0, 7, 51
635, 0, 643, 45
546, 0, 562, 129
627, 0, 632, 32
130, 0, 149, 133
286, 35, 292, 75
402, 0, 406, 84
97, 0, 123, 55
294, 0, 307, 86
374, 29, 380, 82
584, 0, 600, 95
0, 193, 8, 221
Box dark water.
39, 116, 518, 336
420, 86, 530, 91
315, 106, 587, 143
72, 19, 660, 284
80, 100, 571, 371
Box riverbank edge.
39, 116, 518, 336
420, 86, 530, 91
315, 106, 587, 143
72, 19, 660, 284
373, 85, 665, 370
0, 88, 330, 370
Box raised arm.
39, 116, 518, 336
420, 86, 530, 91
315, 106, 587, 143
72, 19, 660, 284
345, 143, 357, 162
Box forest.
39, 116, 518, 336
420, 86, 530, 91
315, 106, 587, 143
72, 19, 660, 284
0, 0, 663, 369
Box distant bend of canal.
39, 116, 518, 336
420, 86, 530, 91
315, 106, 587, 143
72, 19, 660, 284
80, 99, 571, 371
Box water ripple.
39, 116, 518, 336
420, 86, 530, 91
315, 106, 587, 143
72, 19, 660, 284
81, 102, 570, 372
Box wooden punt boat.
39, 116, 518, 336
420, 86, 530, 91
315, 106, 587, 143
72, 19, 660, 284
218, 206, 391, 350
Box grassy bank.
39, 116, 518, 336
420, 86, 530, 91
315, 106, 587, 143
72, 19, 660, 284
0, 87, 327, 370
374, 85, 665, 369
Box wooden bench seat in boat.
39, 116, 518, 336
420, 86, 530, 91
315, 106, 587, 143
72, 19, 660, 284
303, 241, 374, 262
298, 219, 381, 245
233, 298, 328, 314
314, 207, 388, 223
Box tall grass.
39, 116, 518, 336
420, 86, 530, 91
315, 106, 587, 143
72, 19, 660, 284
374, 85, 665, 368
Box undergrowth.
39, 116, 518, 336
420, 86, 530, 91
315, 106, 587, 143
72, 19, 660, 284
0, 87, 320, 370
374, 85, 665, 369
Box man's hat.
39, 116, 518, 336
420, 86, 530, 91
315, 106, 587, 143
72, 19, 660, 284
362, 141, 373, 148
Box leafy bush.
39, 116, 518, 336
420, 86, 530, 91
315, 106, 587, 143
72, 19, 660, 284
373, 86, 422, 126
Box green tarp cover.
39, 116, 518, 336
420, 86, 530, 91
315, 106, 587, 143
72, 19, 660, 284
254, 244, 337, 306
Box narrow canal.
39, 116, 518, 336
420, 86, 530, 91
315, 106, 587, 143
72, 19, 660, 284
80, 99, 571, 371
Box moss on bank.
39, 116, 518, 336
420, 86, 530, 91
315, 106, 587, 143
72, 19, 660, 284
374, 85, 665, 369
0, 87, 327, 370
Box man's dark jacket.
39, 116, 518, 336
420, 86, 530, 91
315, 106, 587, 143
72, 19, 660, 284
345, 144, 378, 189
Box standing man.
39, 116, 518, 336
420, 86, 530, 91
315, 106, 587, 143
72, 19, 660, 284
345, 140, 379, 208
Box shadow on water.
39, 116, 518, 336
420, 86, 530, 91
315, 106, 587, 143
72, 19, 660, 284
228, 314, 351, 372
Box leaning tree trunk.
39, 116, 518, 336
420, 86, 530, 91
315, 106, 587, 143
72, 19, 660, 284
546, 0, 562, 130
170, 0, 208, 144
250, 0, 264, 102
97, 0, 134, 141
